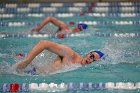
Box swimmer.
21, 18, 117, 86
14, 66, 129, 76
31, 16, 88, 38
15, 40, 104, 73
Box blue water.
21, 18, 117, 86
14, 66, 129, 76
0, 15, 140, 92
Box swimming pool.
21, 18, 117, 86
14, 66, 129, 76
0, 2, 140, 93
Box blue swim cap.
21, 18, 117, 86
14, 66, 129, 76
93, 51, 104, 58
78, 23, 88, 29
87, 50, 104, 59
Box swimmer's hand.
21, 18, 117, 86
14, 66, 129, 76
31, 26, 41, 32
15, 61, 28, 70
11, 62, 25, 73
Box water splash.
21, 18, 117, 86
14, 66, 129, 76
0, 53, 14, 58
0, 61, 11, 74
102, 38, 139, 64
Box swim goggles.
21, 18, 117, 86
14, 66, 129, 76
89, 52, 95, 60
85, 52, 96, 64
78, 24, 83, 31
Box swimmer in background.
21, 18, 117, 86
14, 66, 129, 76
31, 16, 88, 38
15, 40, 104, 73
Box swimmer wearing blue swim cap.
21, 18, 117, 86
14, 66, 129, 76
31, 16, 88, 36
81, 50, 104, 64
15, 40, 104, 72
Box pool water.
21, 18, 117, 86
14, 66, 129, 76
0, 3, 140, 93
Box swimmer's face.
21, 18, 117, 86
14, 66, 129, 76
81, 52, 100, 65
74, 25, 83, 32
78, 24, 83, 31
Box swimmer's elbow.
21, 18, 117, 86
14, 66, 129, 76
38, 40, 51, 48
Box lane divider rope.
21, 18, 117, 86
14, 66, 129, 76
0, 21, 140, 27
1, 82, 140, 92
0, 6, 140, 13
0, 32, 139, 38
1, 2, 140, 8
0, 13, 140, 18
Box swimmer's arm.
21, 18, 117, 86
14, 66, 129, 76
32, 16, 68, 32
16, 40, 73, 69
39, 16, 68, 30
46, 40, 73, 57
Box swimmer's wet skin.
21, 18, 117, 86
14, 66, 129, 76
30, 16, 89, 39
23, 50, 104, 75
15, 39, 104, 74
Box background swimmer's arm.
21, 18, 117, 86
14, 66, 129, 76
32, 16, 68, 32
16, 40, 73, 69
